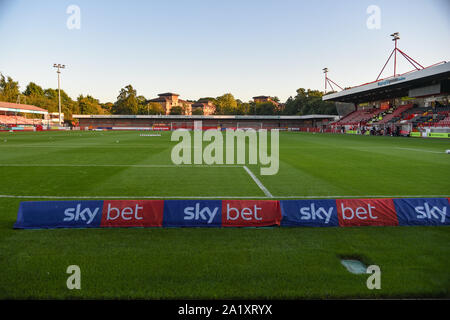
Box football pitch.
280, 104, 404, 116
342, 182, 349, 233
0, 130, 449, 298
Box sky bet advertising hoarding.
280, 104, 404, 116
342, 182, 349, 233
13, 198, 450, 229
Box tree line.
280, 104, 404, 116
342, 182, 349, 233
0, 72, 337, 120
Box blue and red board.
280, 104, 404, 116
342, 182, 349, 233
13, 198, 450, 229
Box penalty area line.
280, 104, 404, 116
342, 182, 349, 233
243, 165, 274, 198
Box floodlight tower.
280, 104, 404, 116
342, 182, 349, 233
53, 63, 66, 126
391, 32, 400, 76
376, 32, 424, 81
323, 68, 329, 93
322, 67, 343, 93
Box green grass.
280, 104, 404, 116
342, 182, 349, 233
0, 130, 449, 299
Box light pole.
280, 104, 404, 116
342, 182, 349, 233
390, 32, 400, 76
323, 67, 328, 93
53, 63, 66, 126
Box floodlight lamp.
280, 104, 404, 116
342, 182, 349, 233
390, 32, 400, 40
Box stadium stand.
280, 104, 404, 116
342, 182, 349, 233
369, 104, 414, 124
332, 102, 450, 129
0, 115, 42, 125
333, 107, 384, 125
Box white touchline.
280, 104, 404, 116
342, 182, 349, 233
0, 194, 447, 199
396, 147, 444, 154
243, 165, 274, 198
0, 195, 264, 199
0, 164, 243, 168
277, 195, 450, 198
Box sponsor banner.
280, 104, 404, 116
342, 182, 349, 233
393, 198, 449, 226
111, 127, 153, 131
280, 200, 339, 227
163, 200, 222, 227
222, 200, 281, 227
152, 126, 170, 131
336, 198, 398, 227
14, 201, 103, 229
13, 198, 450, 229
101, 200, 164, 227
428, 132, 450, 138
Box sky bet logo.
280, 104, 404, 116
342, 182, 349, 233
415, 203, 447, 223
337, 199, 398, 227
184, 203, 219, 224
222, 200, 281, 227
300, 203, 334, 224
101, 200, 164, 227
60, 200, 165, 227
394, 198, 450, 226
163, 200, 222, 227
280, 200, 339, 227
163, 200, 281, 227
64, 203, 100, 225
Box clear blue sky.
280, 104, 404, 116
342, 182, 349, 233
1, 0, 449, 103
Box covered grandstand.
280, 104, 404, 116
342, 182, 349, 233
0, 101, 48, 130
323, 61, 450, 137
72, 114, 339, 132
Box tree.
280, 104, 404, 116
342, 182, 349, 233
100, 102, 113, 114
282, 88, 337, 115
0, 73, 20, 102
1, 73, 107, 119
255, 102, 278, 115
78, 95, 103, 114
235, 101, 250, 115
23, 82, 44, 97
215, 93, 238, 115
139, 102, 165, 115
192, 108, 204, 115
112, 85, 139, 114
169, 106, 183, 115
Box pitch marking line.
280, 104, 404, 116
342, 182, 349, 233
0, 164, 243, 168
396, 147, 445, 154
0, 195, 264, 199
243, 165, 274, 198
1, 194, 448, 199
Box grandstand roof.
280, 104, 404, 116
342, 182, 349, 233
0, 101, 48, 114
73, 114, 338, 120
323, 62, 450, 104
